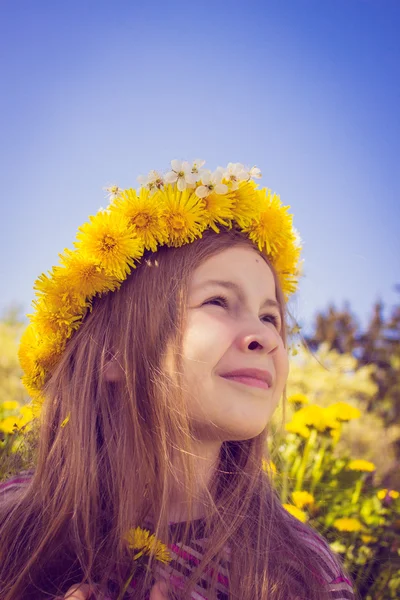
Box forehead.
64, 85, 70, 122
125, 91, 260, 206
190, 246, 276, 296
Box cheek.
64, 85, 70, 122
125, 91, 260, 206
182, 313, 231, 364
276, 344, 289, 386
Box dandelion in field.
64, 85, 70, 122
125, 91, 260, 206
1, 401, 20, 411
285, 420, 311, 438
325, 402, 361, 422
262, 458, 277, 475
287, 393, 309, 405
347, 460, 375, 473
292, 491, 315, 510
333, 518, 364, 532
377, 489, 399, 500
282, 504, 308, 523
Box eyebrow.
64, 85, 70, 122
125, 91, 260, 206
195, 279, 280, 311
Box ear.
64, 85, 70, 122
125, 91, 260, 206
103, 357, 124, 382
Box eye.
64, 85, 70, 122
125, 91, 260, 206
261, 314, 281, 329
203, 295, 229, 308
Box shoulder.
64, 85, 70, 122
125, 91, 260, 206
292, 519, 355, 598
0, 470, 33, 501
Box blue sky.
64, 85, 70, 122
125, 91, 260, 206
1, 0, 399, 332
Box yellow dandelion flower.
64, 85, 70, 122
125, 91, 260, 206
30, 298, 83, 339
361, 534, 378, 544
2, 401, 19, 411
75, 211, 144, 279
347, 460, 376, 473
18, 405, 34, 427
125, 527, 171, 564
282, 504, 308, 523
325, 402, 361, 422
0, 417, 20, 434
230, 180, 262, 228
333, 518, 364, 532
273, 239, 302, 300
285, 420, 311, 438
58, 250, 120, 299
201, 191, 235, 233
21, 369, 46, 398
244, 190, 294, 257
288, 393, 309, 405
377, 488, 399, 500
262, 458, 277, 475
110, 188, 168, 252
19, 324, 64, 373
34, 268, 89, 315
294, 405, 340, 433
292, 491, 315, 509
160, 185, 207, 247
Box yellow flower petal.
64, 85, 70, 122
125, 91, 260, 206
75, 211, 144, 279
283, 504, 308, 523
347, 460, 376, 473
288, 393, 309, 405
159, 185, 207, 247
285, 421, 311, 438
244, 190, 294, 257
325, 402, 361, 422
333, 518, 364, 532
58, 250, 120, 299
292, 491, 315, 509
125, 527, 171, 564
110, 187, 168, 252
2, 401, 20, 411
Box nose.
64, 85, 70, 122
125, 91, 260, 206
238, 321, 280, 354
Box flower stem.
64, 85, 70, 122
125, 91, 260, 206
295, 429, 317, 491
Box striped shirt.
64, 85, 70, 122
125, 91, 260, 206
0, 474, 355, 599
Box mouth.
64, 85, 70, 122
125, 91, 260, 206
221, 375, 271, 390
219, 369, 273, 391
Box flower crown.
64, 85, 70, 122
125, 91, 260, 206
18, 159, 302, 399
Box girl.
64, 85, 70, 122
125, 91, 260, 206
0, 161, 355, 600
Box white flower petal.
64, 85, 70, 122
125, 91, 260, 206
171, 159, 183, 172
165, 171, 178, 184
181, 161, 192, 174
195, 185, 209, 198
177, 178, 187, 192
201, 171, 212, 185
212, 167, 225, 183
250, 166, 262, 178
193, 159, 205, 169
215, 183, 228, 195
230, 181, 239, 191
185, 173, 198, 185
137, 175, 148, 185
147, 170, 160, 183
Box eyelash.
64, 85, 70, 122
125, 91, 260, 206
203, 295, 281, 328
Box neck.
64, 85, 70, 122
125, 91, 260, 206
166, 439, 222, 524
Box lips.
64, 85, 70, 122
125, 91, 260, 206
219, 368, 273, 389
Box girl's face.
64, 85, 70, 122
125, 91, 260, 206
181, 246, 289, 442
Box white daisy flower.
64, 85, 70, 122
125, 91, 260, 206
164, 159, 198, 192
249, 166, 262, 179
223, 163, 249, 190
190, 159, 206, 180
103, 184, 123, 201
195, 168, 229, 198
137, 170, 164, 192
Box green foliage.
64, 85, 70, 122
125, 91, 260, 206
270, 396, 400, 599
0, 306, 36, 478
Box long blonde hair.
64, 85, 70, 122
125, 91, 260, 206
0, 228, 344, 599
